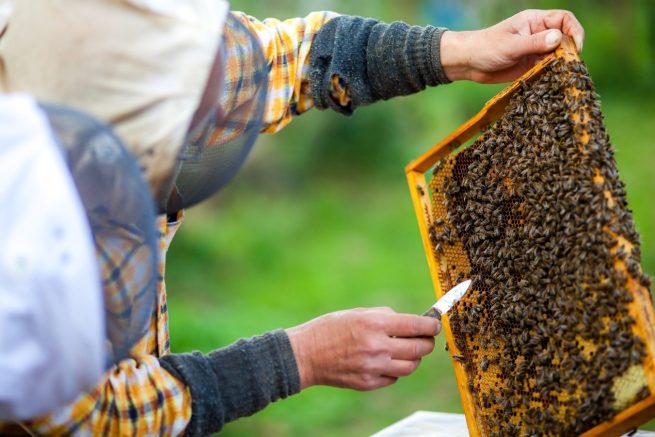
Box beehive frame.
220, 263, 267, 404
405, 37, 655, 436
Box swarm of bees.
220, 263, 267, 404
428, 58, 652, 436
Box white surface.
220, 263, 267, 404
371, 411, 469, 437
0, 95, 105, 419
371, 411, 655, 437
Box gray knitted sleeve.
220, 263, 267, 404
308, 16, 450, 116
159, 329, 300, 436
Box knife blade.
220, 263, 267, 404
422, 280, 472, 319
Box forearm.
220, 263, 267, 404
160, 329, 300, 436
232, 12, 450, 131
307, 16, 450, 116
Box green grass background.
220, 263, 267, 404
166, 1, 655, 435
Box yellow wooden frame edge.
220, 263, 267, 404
405, 36, 655, 436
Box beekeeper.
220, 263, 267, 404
0, 1, 584, 435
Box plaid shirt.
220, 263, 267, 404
5, 10, 338, 436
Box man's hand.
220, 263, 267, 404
440, 9, 585, 84
286, 307, 440, 391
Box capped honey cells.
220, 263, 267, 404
427, 57, 653, 436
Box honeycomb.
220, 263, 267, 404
423, 56, 653, 436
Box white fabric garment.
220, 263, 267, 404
0, 1, 11, 34
0, 0, 229, 204
0, 94, 105, 420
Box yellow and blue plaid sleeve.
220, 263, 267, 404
232, 11, 340, 134
25, 356, 192, 436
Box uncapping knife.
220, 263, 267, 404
422, 279, 472, 319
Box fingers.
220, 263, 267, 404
518, 10, 584, 52
353, 359, 421, 390
384, 359, 421, 378
543, 10, 585, 52
382, 313, 441, 337
355, 375, 398, 391
510, 28, 562, 59
388, 336, 435, 360
352, 306, 396, 314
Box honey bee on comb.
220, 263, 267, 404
426, 57, 653, 436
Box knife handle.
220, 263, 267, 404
422, 307, 442, 320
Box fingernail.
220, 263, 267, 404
576, 36, 584, 52
546, 30, 562, 47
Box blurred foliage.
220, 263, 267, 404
167, 1, 655, 435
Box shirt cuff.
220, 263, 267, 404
430, 27, 452, 85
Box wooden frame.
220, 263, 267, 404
405, 37, 655, 436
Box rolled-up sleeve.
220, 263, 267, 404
231, 11, 340, 134
25, 355, 192, 436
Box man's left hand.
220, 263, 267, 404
440, 9, 585, 84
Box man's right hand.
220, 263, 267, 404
286, 307, 440, 391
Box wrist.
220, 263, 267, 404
286, 325, 316, 390
440, 30, 473, 81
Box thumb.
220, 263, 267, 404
513, 29, 562, 57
